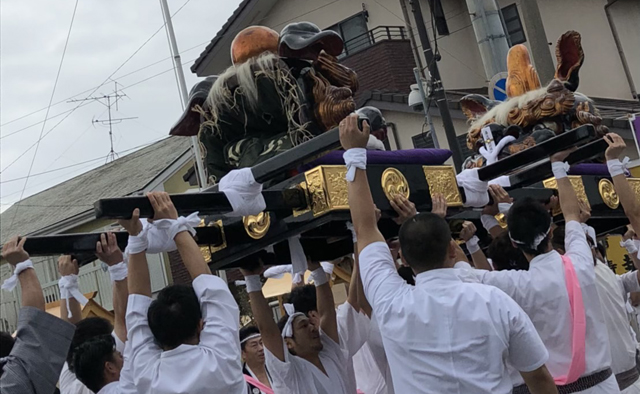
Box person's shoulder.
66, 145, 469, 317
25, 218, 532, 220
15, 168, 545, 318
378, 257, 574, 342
360, 242, 391, 259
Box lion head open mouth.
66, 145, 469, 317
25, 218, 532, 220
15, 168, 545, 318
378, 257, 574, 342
555, 30, 584, 92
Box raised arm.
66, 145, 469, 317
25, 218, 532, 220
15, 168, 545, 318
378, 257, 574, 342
119, 208, 152, 297
58, 255, 82, 324
96, 232, 128, 343
308, 260, 339, 344
240, 263, 286, 362
147, 191, 211, 279
340, 114, 385, 253
460, 221, 492, 271
605, 133, 640, 232
3, 237, 45, 311
551, 149, 581, 223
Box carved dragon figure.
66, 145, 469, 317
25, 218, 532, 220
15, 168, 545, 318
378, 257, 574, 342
460, 31, 608, 169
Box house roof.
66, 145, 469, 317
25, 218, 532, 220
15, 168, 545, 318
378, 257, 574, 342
359, 88, 639, 129
191, 0, 279, 76
0, 137, 191, 244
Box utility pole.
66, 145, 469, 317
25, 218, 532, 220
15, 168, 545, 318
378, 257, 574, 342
69, 82, 137, 163
519, 0, 555, 84
159, 0, 208, 189
408, 0, 464, 172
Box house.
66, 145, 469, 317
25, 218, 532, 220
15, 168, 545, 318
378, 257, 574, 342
0, 136, 197, 332
191, 0, 640, 160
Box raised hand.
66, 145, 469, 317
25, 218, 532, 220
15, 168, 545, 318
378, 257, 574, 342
2, 236, 29, 266
96, 232, 124, 266
118, 208, 143, 236
578, 199, 591, 224
239, 258, 264, 277
391, 194, 417, 224
488, 184, 513, 205
148, 191, 178, 221
339, 113, 369, 150
550, 147, 577, 163
58, 255, 79, 276
460, 221, 477, 242
604, 133, 626, 161
430, 193, 447, 219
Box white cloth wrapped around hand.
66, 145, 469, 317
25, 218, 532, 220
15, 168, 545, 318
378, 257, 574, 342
219, 168, 266, 217
108, 262, 128, 282
343, 148, 367, 182
621, 238, 638, 254
456, 168, 489, 207
125, 222, 150, 256
288, 236, 308, 278
607, 157, 630, 177
1, 260, 34, 292
59, 275, 89, 318
153, 212, 201, 243
551, 161, 570, 180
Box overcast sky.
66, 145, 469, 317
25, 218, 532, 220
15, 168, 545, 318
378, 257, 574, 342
0, 0, 243, 212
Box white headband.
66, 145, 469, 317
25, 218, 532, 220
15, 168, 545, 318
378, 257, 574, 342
282, 312, 305, 339
240, 333, 261, 345
509, 225, 552, 250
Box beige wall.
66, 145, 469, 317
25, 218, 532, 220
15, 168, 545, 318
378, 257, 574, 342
163, 161, 197, 194
537, 0, 636, 100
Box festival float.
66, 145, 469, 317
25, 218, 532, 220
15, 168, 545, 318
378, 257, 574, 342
22, 26, 640, 268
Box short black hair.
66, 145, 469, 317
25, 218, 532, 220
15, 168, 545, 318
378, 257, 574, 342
597, 242, 607, 261
0, 331, 15, 358
73, 335, 116, 393
67, 317, 113, 371
507, 197, 552, 256
239, 325, 260, 351
399, 213, 452, 271
276, 315, 290, 335
488, 232, 530, 271
148, 285, 202, 350
551, 225, 566, 253
288, 285, 317, 315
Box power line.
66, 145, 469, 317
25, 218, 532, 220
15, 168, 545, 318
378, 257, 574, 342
8, 0, 80, 230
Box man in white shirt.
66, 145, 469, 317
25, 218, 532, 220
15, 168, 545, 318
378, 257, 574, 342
338, 113, 557, 394
59, 232, 129, 394
464, 144, 622, 393
240, 325, 273, 394
121, 192, 246, 394
241, 259, 354, 394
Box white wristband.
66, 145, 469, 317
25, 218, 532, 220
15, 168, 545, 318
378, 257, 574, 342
126, 226, 150, 255
1, 260, 34, 292
607, 158, 629, 177
621, 239, 638, 255
154, 212, 201, 241
309, 267, 328, 286
481, 214, 500, 232
244, 275, 262, 293
466, 236, 481, 254
551, 161, 570, 180
343, 148, 367, 182
108, 262, 128, 282
59, 275, 89, 318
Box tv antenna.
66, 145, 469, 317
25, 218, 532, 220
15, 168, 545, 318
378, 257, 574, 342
68, 82, 137, 163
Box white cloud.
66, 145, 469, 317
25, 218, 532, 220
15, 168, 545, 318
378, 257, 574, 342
0, 0, 242, 212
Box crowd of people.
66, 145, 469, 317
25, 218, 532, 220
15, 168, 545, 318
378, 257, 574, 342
1, 113, 639, 394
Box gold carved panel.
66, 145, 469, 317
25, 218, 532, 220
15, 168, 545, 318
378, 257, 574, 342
543, 176, 590, 215
422, 166, 463, 207
304, 165, 348, 216
381, 168, 410, 202
305, 167, 330, 216
199, 219, 226, 262
629, 179, 640, 201
292, 182, 311, 217
598, 179, 619, 209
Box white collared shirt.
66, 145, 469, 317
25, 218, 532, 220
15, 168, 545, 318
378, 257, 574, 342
471, 221, 612, 385
352, 313, 394, 394
264, 330, 352, 394
125, 274, 246, 394
594, 260, 640, 374
359, 242, 548, 394
336, 302, 370, 394
60, 332, 126, 394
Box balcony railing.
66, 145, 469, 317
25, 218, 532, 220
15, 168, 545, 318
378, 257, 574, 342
341, 26, 407, 58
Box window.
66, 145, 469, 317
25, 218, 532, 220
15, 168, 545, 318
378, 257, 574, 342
501, 4, 526, 45
326, 13, 369, 56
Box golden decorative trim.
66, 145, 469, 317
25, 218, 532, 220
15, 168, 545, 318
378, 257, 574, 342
598, 179, 619, 209
305, 167, 330, 216
543, 176, 589, 216
199, 219, 226, 262
381, 168, 410, 202
495, 213, 508, 229
422, 166, 463, 207
243, 212, 271, 240
629, 179, 640, 201
292, 182, 311, 217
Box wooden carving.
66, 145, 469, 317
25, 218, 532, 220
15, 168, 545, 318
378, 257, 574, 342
506, 45, 541, 98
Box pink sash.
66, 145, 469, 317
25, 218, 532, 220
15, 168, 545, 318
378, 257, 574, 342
555, 255, 587, 385
244, 375, 274, 394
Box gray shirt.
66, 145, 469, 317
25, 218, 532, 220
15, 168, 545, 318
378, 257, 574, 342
0, 307, 75, 394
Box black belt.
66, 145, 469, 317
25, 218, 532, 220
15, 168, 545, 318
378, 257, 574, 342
617, 366, 640, 391
513, 368, 613, 394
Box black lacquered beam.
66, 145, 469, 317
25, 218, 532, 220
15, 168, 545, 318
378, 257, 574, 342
477, 125, 595, 182
22, 226, 224, 266
506, 138, 608, 189
95, 189, 307, 219
204, 127, 341, 192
